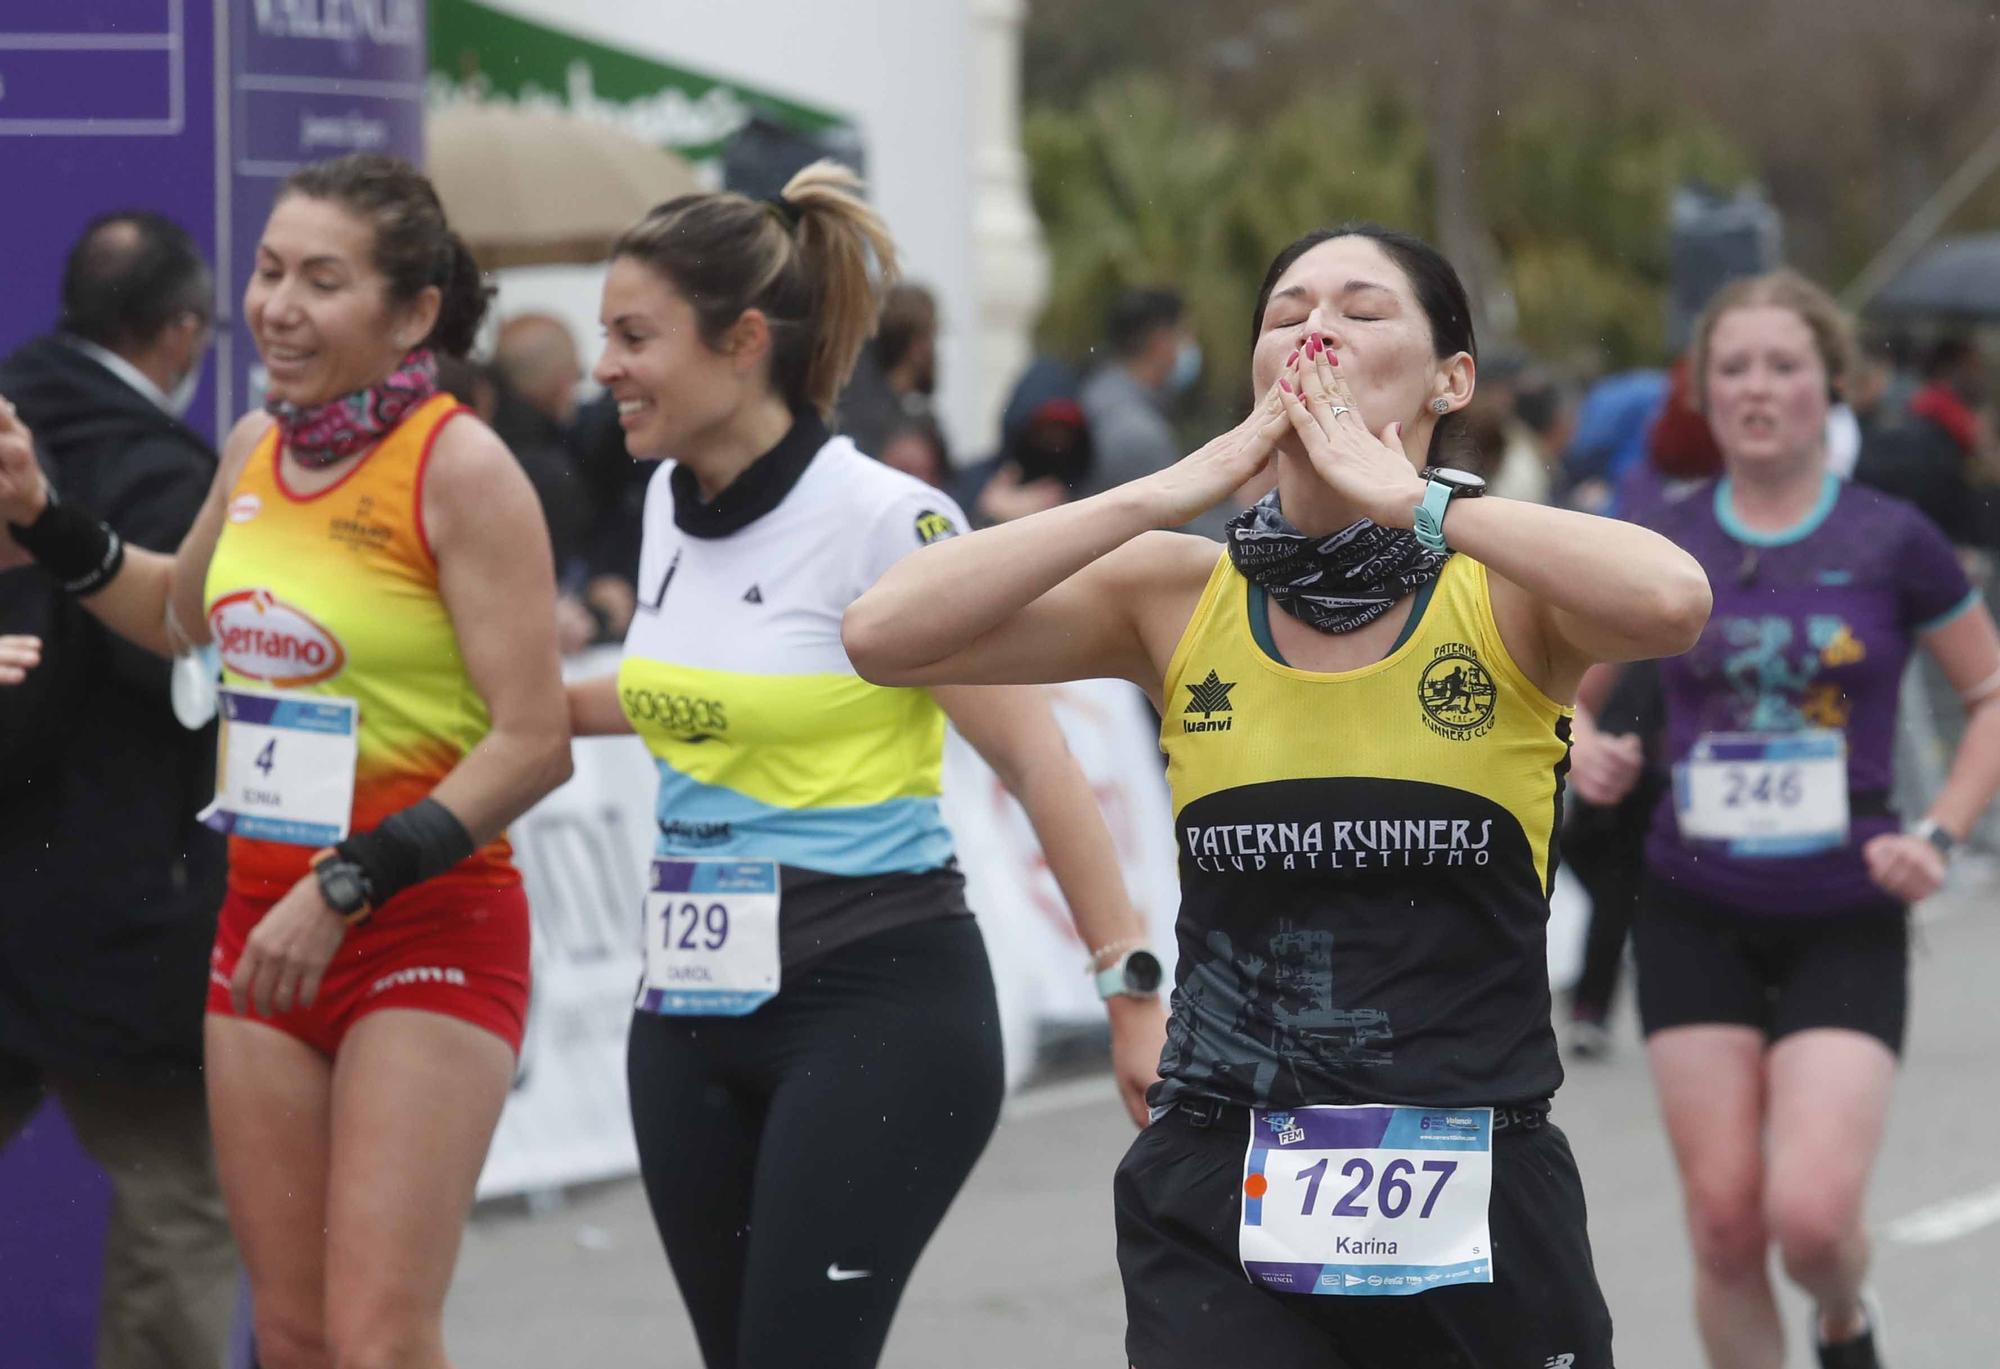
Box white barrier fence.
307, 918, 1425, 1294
479, 663, 1186, 1199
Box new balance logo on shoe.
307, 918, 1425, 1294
1544, 1355, 1576, 1368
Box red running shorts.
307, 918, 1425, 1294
207, 879, 531, 1056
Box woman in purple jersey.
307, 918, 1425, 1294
1576, 271, 2000, 1369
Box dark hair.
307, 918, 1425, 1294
612, 159, 897, 420
278, 153, 492, 359
1250, 223, 1478, 462
1923, 334, 1978, 382
59, 211, 213, 351
1106, 288, 1184, 359
874, 283, 937, 374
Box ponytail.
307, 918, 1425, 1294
777, 160, 899, 417
611, 160, 898, 420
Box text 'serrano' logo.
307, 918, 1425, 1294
1418, 642, 1496, 740
207, 588, 346, 687
1183, 669, 1236, 734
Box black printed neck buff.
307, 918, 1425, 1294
1224, 490, 1450, 634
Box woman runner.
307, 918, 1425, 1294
1577, 270, 2000, 1369
0, 153, 571, 1368
565, 161, 1169, 1369
844, 223, 1712, 1368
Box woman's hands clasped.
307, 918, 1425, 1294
1275, 334, 1430, 526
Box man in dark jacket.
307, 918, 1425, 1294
0, 211, 237, 1368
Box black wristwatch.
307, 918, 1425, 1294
313, 853, 376, 926
1913, 818, 1958, 861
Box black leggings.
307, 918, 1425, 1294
626, 915, 1006, 1369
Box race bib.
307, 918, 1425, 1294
1675, 729, 1849, 857
197, 686, 357, 845
1240, 1105, 1493, 1297
636, 859, 780, 1016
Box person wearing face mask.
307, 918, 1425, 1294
845, 222, 1712, 1369
1079, 288, 1201, 502
1572, 272, 2000, 1369
568, 161, 1167, 1369
0, 154, 572, 1369
0, 210, 237, 1369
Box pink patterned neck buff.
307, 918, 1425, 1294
267, 349, 440, 468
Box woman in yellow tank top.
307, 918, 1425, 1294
846, 226, 1712, 1369
0, 155, 570, 1369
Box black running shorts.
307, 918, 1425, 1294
1114, 1101, 1615, 1369
1633, 877, 1908, 1054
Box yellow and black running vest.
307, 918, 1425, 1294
1154, 552, 1571, 1111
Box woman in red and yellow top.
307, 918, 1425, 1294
0, 154, 570, 1369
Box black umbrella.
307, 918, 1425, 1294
1867, 233, 2000, 320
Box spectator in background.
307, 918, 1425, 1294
490, 314, 614, 654
1556, 367, 1669, 514
1856, 335, 1989, 549
960, 356, 1094, 525
491, 314, 592, 576
1077, 288, 1196, 499
566, 391, 651, 642
1849, 330, 1918, 440
0, 211, 237, 1369
876, 413, 951, 489
838, 282, 940, 459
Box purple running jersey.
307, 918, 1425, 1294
1643, 475, 1977, 915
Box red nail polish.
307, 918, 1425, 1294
1330, 353, 1338, 366
1307, 336, 1322, 357
1287, 350, 1299, 366
1279, 378, 1292, 393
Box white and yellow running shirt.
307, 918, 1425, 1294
617, 416, 970, 963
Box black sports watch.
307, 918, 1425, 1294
1094, 948, 1164, 1000
314, 853, 376, 926
1913, 817, 1958, 861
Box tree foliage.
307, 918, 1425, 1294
1026, 73, 1747, 419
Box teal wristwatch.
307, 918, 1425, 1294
1412, 467, 1486, 552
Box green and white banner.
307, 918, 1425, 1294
428, 0, 850, 161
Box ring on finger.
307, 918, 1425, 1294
1327, 405, 1351, 418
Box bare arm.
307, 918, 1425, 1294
934, 682, 1165, 1127
421, 418, 574, 840
1919, 603, 2000, 841
844, 385, 1289, 693
568, 674, 635, 737
1455, 500, 1711, 693
0, 399, 266, 657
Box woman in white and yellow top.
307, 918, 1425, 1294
563, 161, 1167, 1369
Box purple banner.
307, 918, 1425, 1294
0, 5, 427, 1357
222, 0, 428, 425
0, 1105, 113, 1368
0, 0, 220, 436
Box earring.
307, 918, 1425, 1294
1431, 397, 1450, 415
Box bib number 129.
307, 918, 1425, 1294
665, 900, 729, 952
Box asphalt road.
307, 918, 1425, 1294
444, 875, 2000, 1368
